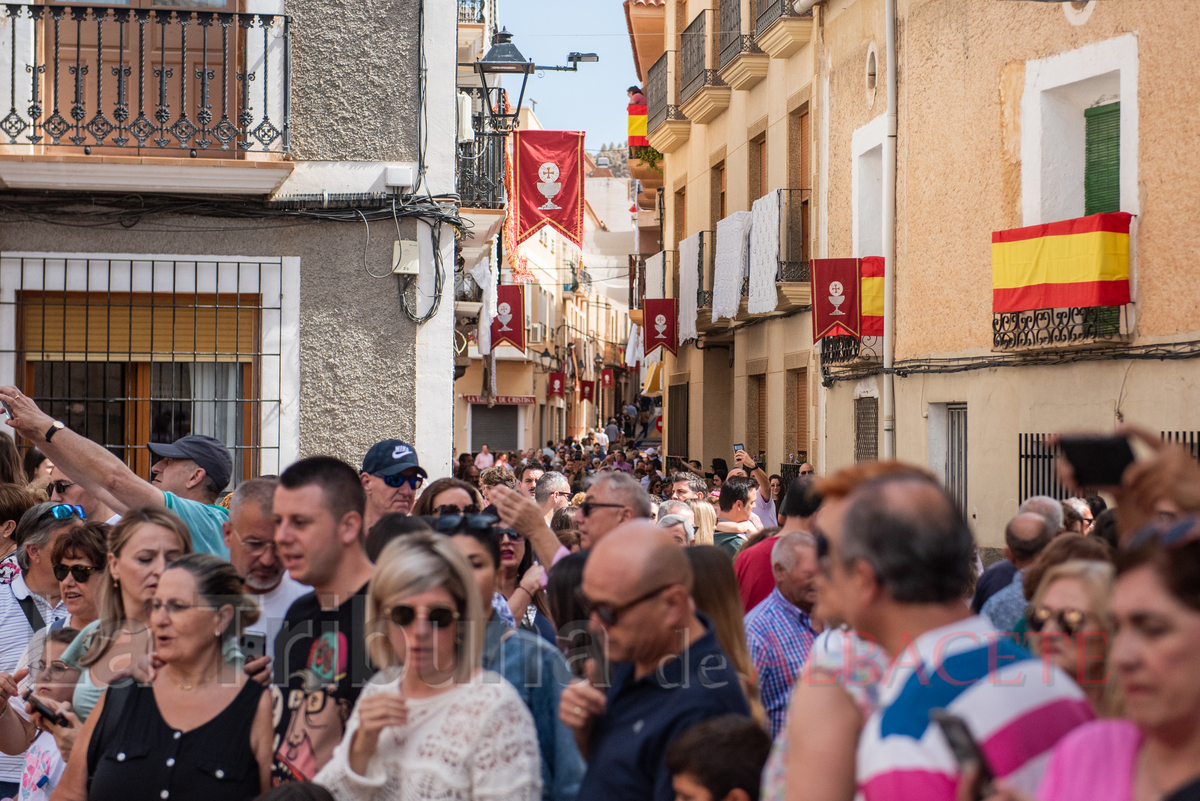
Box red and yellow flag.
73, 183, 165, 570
628, 104, 648, 147
991, 212, 1132, 313
861, 257, 884, 337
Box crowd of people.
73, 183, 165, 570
0, 383, 1196, 801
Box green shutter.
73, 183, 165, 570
1084, 102, 1120, 216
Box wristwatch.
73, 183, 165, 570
45, 420, 65, 443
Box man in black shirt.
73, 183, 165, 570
271, 457, 376, 785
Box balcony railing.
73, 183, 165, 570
1, 4, 290, 153
756, 0, 813, 37
456, 88, 505, 209
646, 50, 686, 135
821, 335, 882, 366
992, 306, 1127, 350
718, 0, 761, 69
457, 0, 484, 24
777, 188, 810, 282
629, 255, 645, 310
680, 10, 723, 105
696, 230, 715, 308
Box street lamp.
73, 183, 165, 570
462, 30, 599, 133
593, 353, 604, 371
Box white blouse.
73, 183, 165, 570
315, 669, 542, 801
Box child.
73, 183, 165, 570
665, 714, 771, 801
15, 629, 80, 801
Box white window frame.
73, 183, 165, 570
1020, 34, 1139, 227
0, 252, 300, 474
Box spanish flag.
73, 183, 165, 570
991, 212, 1132, 314
628, 104, 648, 147
861, 257, 885, 336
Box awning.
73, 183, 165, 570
642, 361, 663, 396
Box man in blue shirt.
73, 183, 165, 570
744, 530, 820, 738
0, 386, 231, 557
562, 523, 750, 801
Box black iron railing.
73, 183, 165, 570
1, 4, 290, 153
777, 188, 811, 282
629, 255, 645, 310
756, 0, 812, 38
646, 52, 669, 133
696, 230, 714, 308
718, 0, 746, 69
457, 0, 484, 24
457, 132, 505, 209
992, 306, 1125, 350
821, 335, 882, 366
680, 11, 710, 104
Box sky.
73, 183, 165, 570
495, 0, 638, 153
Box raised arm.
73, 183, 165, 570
0, 386, 163, 515
735, 449, 771, 499
491, 485, 565, 568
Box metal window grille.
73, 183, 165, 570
1161, 431, 1200, 461
0, 257, 283, 489
1018, 433, 1067, 503
854, 396, 878, 462
667, 382, 689, 460
946, 403, 968, 517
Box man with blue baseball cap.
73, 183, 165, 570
359, 439, 426, 530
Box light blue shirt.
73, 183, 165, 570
981, 570, 1027, 632
163, 491, 230, 559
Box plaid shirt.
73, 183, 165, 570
745, 588, 816, 738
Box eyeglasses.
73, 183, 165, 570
388, 603, 460, 629
381, 473, 423, 490
498, 530, 524, 543
50, 481, 76, 496
799, 469, 814, 476
433, 513, 500, 535
580, 501, 626, 518
238, 537, 277, 558
1026, 605, 1089, 636
47, 504, 84, 521
434, 504, 481, 517
53, 564, 98, 583
149, 598, 212, 617
30, 660, 75, 680
576, 583, 675, 626
550, 491, 572, 499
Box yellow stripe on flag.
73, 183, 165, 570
628, 115, 647, 138
991, 230, 1129, 290
861, 276, 885, 318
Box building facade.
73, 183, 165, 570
630, 0, 1200, 545
0, 0, 460, 482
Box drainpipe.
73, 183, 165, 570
881, 0, 897, 459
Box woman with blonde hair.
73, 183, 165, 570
684, 546, 768, 730
1027, 559, 1118, 715
315, 531, 541, 800
689, 498, 717, 546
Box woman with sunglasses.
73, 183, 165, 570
315, 531, 541, 800
1026, 560, 1118, 716
409, 478, 484, 518
53, 553, 273, 801
449, 519, 585, 801
966, 519, 1200, 801
494, 523, 556, 644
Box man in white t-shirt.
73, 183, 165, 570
729, 449, 777, 528
222, 477, 308, 662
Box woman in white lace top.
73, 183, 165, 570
314, 531, 541, 801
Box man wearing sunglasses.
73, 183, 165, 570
562, 524, 750, 801
534, 472, 572, 525
359, 439, 427, 531
573, 473, 652, 549
0, 386, 232, 558
47, 465, 119, 526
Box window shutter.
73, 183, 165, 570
795, 368, 808, 447
756, 375, 767, 462
1084, 102, 1120, 216
854, 396, 879, 462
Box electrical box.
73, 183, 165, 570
392, 240, 420, 275
384, 164, 415, 190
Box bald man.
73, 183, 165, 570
562, 523, 750, 801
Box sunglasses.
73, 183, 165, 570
53, 564, 98, 583
799, 469, 814, 475
498, 530, 524, 543
389, 603, 459, 629
381, 473, 423, 489
434, 504, 481, 517
433, 513, 500, 535
50, 480, 76, 496
47, 504, 85, 521
576, 583, 674, 627
580, 500, 625, 518
1026, 605, 1089, 636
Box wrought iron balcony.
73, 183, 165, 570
646, 50, 687, 135
992, 306, 1127, 350
456, 91, 505, 209
696, 229, 714, 308
1, 4, 290, 154
457, 0, 484, 24
718, 0, 761, 69
680, 10, 724, 105
777, 188, 811, 282
629, 255, 645, 310
821, 335, 882, 366
756, 0, 812, 37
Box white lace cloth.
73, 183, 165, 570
314, 670, 541, 801
748, 190, 781, 314
469, 257, 495, 354
645, 251, 665, 299
678, 233, 701, 343
712, 211, 753, 321
625, 325, 642, 367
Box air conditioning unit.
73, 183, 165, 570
528, 323, 545, 344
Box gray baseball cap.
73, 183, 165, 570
147, 435, 233, 489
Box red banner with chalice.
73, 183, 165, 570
548, 372, 566, 398
601, 368, 614, 389
511, 130, 586, 249
490, 284, 525, 352
643, 298, 678, 356
580, 380, 595, 403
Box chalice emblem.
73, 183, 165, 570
496, 301, 513, 331
553, 379, 561, 392
537, 162, 562, 210
654, 313, 667, 337
828, 281, 846, 316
